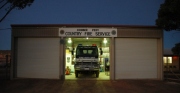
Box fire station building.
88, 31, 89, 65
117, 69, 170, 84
11, 24, 163, 80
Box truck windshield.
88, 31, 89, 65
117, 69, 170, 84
76, 46, 98, 58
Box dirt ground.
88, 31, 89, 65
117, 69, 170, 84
0, 79, 180, 93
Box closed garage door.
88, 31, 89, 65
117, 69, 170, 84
115, 38, 157, 79
17, 38, 60, 79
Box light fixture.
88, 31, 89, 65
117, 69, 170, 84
103, 38, 107, 44
68, 38, 72, 43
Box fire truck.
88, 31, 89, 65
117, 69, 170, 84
72, 44, 103, 78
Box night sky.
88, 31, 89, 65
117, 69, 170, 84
0, 0, 179, 50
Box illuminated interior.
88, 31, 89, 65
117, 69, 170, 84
65, 37, 110, 80
163, 57, 172, 64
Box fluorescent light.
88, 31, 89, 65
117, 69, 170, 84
103, 38, 107, 44
68, 38, 72, 43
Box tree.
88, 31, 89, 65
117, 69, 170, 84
171, 43, 180, 55
0, 0, 34, 22
156, 0, 180, 31
171, 42, 180, 70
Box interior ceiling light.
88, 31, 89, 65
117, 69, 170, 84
103, 38, 107, 44
68, 38, 72, 43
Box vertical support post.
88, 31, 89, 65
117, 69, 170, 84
10, 34, 17, 80
157, 37, 163, 80
60, 37, 65, 80
110, 37, 115, 80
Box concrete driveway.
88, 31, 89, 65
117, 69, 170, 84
1, 79, 180, 93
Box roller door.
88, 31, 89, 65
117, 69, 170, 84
17, 38, 60, 79
115, 38, 157, 79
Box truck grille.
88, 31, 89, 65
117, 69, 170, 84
75, 62, 99, 67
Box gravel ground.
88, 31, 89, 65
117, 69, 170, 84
0, 79, 180, 93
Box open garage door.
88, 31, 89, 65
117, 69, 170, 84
115, 38, 157, 79
17, 38, 60, 79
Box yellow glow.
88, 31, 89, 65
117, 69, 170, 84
103, 38, 107, 44
167, 57, 172, 63
68, 38, 72, 43
163, 57, 172, 64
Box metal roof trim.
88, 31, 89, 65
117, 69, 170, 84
11, 24, 160, 29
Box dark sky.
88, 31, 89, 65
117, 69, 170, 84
0, 0, 179, 50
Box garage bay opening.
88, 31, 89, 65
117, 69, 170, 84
65, 38, 110, 80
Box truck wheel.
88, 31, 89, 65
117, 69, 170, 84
75, 71, 78, 78
96, 71, 99, 78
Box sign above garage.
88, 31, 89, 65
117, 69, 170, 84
59, 28, 117, 37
